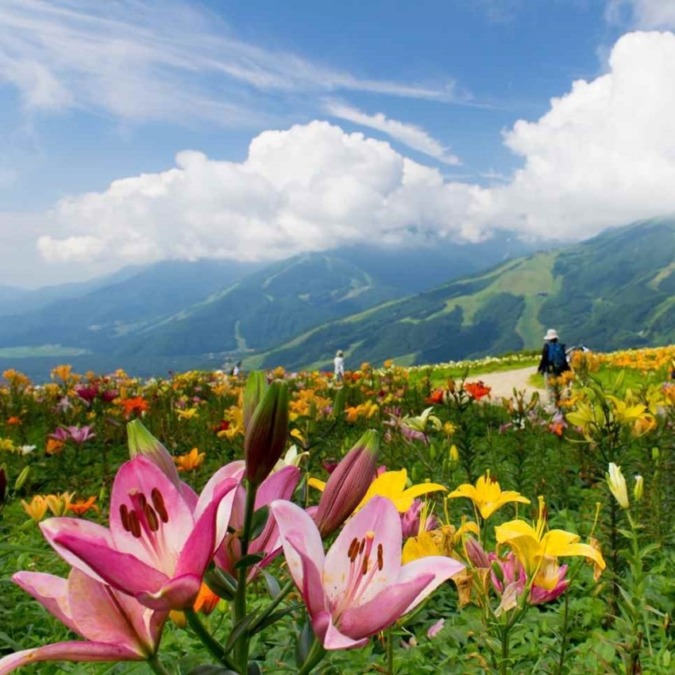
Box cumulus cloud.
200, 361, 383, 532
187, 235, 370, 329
38, 122, 485, 266
38, 31, 675, 267
324, 100, 460, 165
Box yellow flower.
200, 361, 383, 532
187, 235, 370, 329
359, 469, 446, 513
21, 495, 48, 521
606, 462, 629, 509
495, 497, 606, 586
175, 447, 205, 472
45, 492, 76, 516
402, 521, 480, 564
175, 407, 199, 420
447, 472, 530, 520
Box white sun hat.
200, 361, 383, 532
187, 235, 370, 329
544, 328, 559, 341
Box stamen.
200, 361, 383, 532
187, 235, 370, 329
151, 488, 169, 522
144, 503, 159, 532
348, 537, 359, 562
128, 510, 142, 538
359, 538, 366, 554
119, 504, 130, 532
361, 556, 369, 575
377, 543, 384, 570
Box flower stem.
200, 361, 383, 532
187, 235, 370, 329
233, 481, 259, 672
297, 636, 326, 675
386, 626, 394, 674
185, 609, 237, 671
147, 654, 172, 675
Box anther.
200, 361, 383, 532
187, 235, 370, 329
128, 510, 142, 538
120, 504, 131, 532
359, 538, 366, 554
377, 543, 383, 571
144, 503, 159, 532
348, 537, 359, 562
151, 488, 169, 522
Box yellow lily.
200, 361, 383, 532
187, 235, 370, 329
358, 469, 446, 513
495, 497, 606, 587
447, 472, 530, 520
21, 495, 49, 522
309, 468, 446, 514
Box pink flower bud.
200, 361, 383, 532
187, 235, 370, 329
464, 537, 490, 569
315, 430, 379, 537
245, 380, 290, 486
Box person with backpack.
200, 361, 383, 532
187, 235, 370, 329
537, 328, 570, 380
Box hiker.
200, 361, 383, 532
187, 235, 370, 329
537, 329, 571, 380
334, 350, 345, 382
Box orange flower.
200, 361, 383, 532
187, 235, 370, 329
6, 416, 21, 426
175, 447, 205, 472
549, 421, 565, 437
67, 496, 99, 516
425, 389, 446, 405
193, 582, 220, 614
46, 438, 65, 455
117, 396, 149, 418
464, 381, 491, 400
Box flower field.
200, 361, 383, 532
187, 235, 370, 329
0, 346, 674, 674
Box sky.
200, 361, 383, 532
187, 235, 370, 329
1, 0, 675, 288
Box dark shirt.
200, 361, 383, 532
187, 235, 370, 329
537, 340, 570, 375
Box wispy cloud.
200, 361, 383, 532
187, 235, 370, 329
0, 0, 460, 126
605, 0, 675, 29
324, 100, 461, 165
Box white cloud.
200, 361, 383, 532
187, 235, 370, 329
35, 31, 675, 270
484, 30, 675, 239
606, 0, 675, 29
324, 101, 460, 165
0, 0, 459, 124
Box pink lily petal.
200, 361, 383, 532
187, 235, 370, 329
44, 530, 171, 601
322, 619, 369, 650
12, 572, 79, 636
397, 556, 465, 615
136, 573, 202, 611
110, 457, 194, 568
40, 518, 116, 585
338, 574, 434, 639
271, 500, 326, 619
323, 497, 402, 607
255, 466, 301, 509
176, 479, 238, 579
67, 569, 162, 649
0, 643, 141, 675
195, 460, 245, 522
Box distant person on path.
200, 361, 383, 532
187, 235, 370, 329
537, 329, 571, 379
538, 329, 571, 406
334, 350, 345, 382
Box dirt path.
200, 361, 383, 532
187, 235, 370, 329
475, 366, 544, 401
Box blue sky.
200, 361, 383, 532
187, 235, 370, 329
1, 0, 675, 287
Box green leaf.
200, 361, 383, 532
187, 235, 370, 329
225, 612, 260, 651
234, 552, 266, 570
295, 620, 313, 668
204, 568, 237, 600
263, 571, 281, 599
189, 667, 238, 675
249, 506, 270, 541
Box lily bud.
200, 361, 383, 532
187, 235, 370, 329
243, 371, 269, 430
315, 429, 379, 537
0, 466, 6, 504
633, 475, 644, 503
245, 380, 289, 486
464, 536, 490, 569
127, 419, 181, 489
606, 462, 629, 509
14, 466, 30, 492
449, 444, 459, 464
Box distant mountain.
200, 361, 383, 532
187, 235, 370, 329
0, 259, 263, 351
0, 266, 145, 316
247, 218, 675, 371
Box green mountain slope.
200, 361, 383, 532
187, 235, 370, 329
250, 218, 675, 371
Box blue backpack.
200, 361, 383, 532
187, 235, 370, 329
548, 342, 567, 375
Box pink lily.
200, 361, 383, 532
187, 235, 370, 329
41, 455, 238, 611
0, 568, 166, 674
215, 465, 301, 578
271, 496, 464, 649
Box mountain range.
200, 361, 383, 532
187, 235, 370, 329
0, 219, 672, 380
